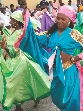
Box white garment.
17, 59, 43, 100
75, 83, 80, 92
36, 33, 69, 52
48, 4, 52, 13
34, 11, 43, 22
71, 4, 77, 12
48, 50, 56, 82
68, 3, 77, 12
6, 8, 12, 15
0, 12, 10, 26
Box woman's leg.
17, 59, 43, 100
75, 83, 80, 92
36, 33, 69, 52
33, 100, 40, 108
14, 105, 23, 111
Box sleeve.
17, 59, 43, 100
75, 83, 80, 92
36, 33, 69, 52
36, 31, 49, 46
19, 20, 49, 70
4, 46, 17, 59
70, 29, 83, 46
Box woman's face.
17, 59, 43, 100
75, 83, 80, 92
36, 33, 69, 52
56, 13, 71, 30
10, 17, 17, 28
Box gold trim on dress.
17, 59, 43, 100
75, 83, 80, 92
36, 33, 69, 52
36, 31, 50, 37
63, 60, 73, 70
70, 29, 83, 46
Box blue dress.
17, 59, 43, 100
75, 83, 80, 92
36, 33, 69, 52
20, 20, 81, 111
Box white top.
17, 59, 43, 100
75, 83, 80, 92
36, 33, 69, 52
0, 11, 10, 26
34, 11, 43, 21
48, 4, 52, 13
71, 4, 77, 12
68, 3, 77, 12
6, 8, 12, 15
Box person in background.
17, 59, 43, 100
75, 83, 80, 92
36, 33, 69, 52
10, 4, 15, 13
75, 12, 83, 33
34, 5, 49, 22
68, 0, 77, 12
78, 0, 83, 12
77, 0, 81, 7
20, 1, 27, 9
34, 6, 43, 21
48, 1, 53, 14
31, 4, 41, 18
76, 1, 80, 12
59, 0, 62, 7
81, 0, 83, 5
59, 0, 62, 3
60, 3, 65, 6
68, 0, 72, 6
0, 3, 2, 7
40, 0, 49, 7
74, 12, 83, 111
16, 4, 20, 10
36, 4, 41, 11
15, 4, 23, 11
0, 4, 10, 34
52, 0, 58, 19
5, 6, 12, 15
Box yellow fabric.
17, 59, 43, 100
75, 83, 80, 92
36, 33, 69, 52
79, 6, 83, 11
70, 29, 83, 46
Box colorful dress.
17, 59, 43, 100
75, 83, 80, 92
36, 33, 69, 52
0, 35, 4, 104
75, 12, 83, 34
1, 29, 50, 111
74, 12, 83, 111
20, 20, 83, 111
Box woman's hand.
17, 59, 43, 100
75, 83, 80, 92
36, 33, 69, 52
73, 56, 81, 63
61, 51, 81, 64
1, 37, 7, 49
15, 48, 20, 53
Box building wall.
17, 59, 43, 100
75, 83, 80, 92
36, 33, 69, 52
2, 0, 77, 9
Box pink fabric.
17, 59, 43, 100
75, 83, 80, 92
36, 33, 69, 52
58, 5, 76, 22
48, 51, 56, 82
77, 53, 83, 111
76, 61, 83, 111
78, 53, 83, 60
14, 9, 30, 48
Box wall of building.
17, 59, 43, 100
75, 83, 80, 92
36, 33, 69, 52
2, 0, 77, 9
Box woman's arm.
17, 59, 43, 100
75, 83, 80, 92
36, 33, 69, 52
60, 51, 81, 64
36, 31, 49, 46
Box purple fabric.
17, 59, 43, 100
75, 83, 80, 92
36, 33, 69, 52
41, 13, 54, 31
44, 48, 52, 53
16, 8, 24, 11
40, 13, 54, 53
35, 13, 54, 53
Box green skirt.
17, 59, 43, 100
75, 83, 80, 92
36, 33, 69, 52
1, 53, 50, 110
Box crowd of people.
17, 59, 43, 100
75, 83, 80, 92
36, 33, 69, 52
0, 0, 83, 111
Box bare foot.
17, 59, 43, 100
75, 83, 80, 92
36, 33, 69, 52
14, 105, 23, 111
33, 100, 40, 108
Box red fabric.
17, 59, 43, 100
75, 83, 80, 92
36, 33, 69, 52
76, 61, 83, 111
14, 9, 30, 48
